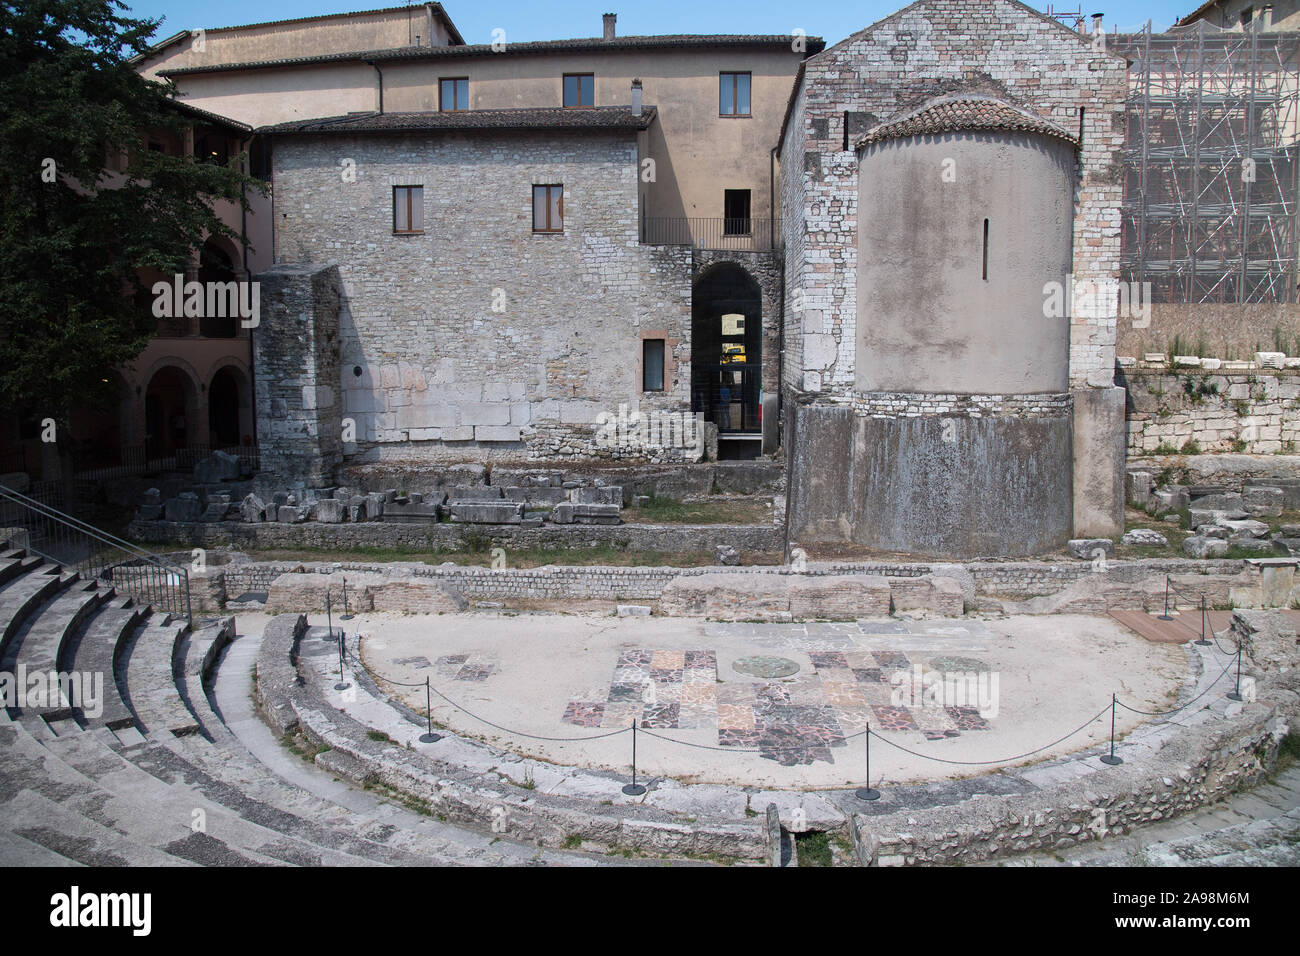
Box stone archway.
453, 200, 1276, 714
144, 364, 200, 457
691, 262, 763, 443
207, 363, 253, 447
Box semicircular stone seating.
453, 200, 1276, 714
0, 535, 629, 867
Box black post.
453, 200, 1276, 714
341, 575, 349, 618
1227, 640, 1244, 702
330, 592, 349, 691
855, 723, 881, 801
622, 720, 646, 796
1158, 576, 1174, 620
1195, 595, 1212, 646
419, 675, 442, 743
1101, 693, 1123, 765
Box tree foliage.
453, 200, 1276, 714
0, 0, 261, 425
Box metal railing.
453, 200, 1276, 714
641, 216, 779, 251
0, 485, 192, 623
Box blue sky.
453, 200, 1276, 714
120, 0, 1203, 48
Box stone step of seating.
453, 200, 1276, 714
122, 730, 483, 866
174, 619, 235, 741
39, 727, 383, 867
0, 716, 196, 866
3, 578, 109, 720
0, 560, 66, 659
0, 553, 32, 589
0, 822, 84, 866
64, 596, 144, 730
120, 613, 200, 737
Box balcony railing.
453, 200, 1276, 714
641, 216, 779, 252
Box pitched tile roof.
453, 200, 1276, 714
260, 106, 656, 135
162, 35, 822, 76
856, 95, 1078, 148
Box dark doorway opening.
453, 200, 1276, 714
208, 367, 243, 447
692, 263, 762, 446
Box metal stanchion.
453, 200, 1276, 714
419, 676, 442, 743
1227, 640, 1244, 702
1100, 693, 1123, 765
855, 723, 881, 801
1195, 595, 1212, 646
622, 720, 647, 796
329, 592, 349, 691
1158, 576, 1174, 620
341, 575, 351, 619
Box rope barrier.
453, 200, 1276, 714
1114, 649, 1239, 717
1164, 577, 1242, 655
867, 701, 1114, 767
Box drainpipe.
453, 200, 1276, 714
368, 61, 385, 114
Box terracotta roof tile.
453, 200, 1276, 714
856, 96, 1077, 149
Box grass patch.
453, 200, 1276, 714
562, 834, 583, 850
795, 831, 834, 867
1275, 733, 1300, 775
366, 730, 395, 744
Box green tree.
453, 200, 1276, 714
0, 0, 260, 431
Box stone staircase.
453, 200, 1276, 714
0, 535, 619, 867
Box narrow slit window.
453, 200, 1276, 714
982, 218, 989, 281
393, 185, 424, 234
643, 339, 665, 392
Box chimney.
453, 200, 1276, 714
631, 78, 642, 116
603, 13, 617, 41
1261, 5, 1274, 30
1091, 12, 1104, 33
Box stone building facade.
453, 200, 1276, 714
262, 110, 698, 467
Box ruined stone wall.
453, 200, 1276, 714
270, 130, 694, 465
1123, 364, 1300, 455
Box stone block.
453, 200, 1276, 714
1067, 538, 1114, 560
164, 493, 202, 523
277, 505, 310, 524
1121, 529, 1167, 548
346, 495, 368, 522
446, 500, 524, 524
1183, 535, 1229, 559
194, 450, 240, 484
1242, 486, 1284, 518
551, 503, 621, 525
364, 492, 385, 521
1216, 517, 1270, 538
450, 485, 502, 501
714, 544, 740, 566
1125, 470, 1152, 508
1229, 536, 1278, 555
240, 493, 267, 523
1190, 492, 1243, 512
617, 605, 652, 617
474, 425, 522, 442
316, 498, 346, 523
1149, 486, 1189, 514
788, 575, 893, 620
573, 486, 622, 506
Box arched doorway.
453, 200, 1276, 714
198, 238, 240, 338
692, 263, 762, 437
144, 366, 197, 458
207, 365, 250, 448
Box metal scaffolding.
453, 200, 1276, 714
1113, 21, 1300, 304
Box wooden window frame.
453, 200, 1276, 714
439, 77, 469, 112
562, 73, 595, 109
532, 184, 564, 234
393, 185, 424, 235
719, 72, 752, 118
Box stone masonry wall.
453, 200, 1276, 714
271, 129, 694, 465
1123, 362, 1300, 455
780, 0, 1128, 400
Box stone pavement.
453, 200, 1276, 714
352, 610, 1186, 790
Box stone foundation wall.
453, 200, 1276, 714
1123, 364, 1300, 455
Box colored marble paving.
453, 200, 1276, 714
561, 643, 995, 765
